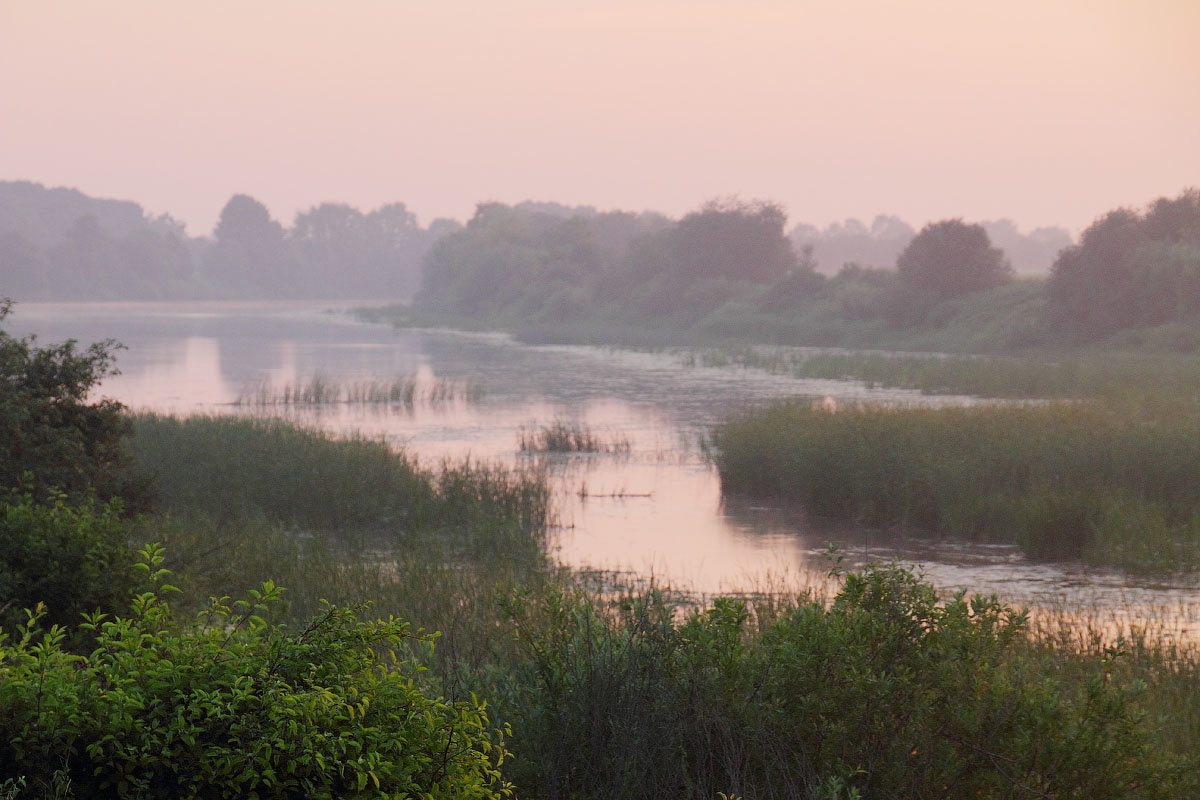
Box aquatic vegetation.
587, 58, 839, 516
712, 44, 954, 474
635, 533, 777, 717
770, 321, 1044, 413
517, 420, 631, 454
712, 399, 1200, 572
677, 345, 1200, 401
234, 373, 480, 407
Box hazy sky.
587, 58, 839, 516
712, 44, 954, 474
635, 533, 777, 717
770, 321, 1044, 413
2, 0, 1197, 236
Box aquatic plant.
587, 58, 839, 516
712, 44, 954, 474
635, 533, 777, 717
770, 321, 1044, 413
516, 420, 631, 454
234, 373, 479, 407
712, 399, 1200, 572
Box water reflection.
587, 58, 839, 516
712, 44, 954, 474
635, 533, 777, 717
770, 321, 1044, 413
5, 300, 1200, 632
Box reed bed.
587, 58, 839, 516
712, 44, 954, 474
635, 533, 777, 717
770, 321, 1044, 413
517, 420, 632, 454
115, 411, 1200, 799
712, 399, 1200, 572
234, 373, 480, 407
682, 346, 1200, 401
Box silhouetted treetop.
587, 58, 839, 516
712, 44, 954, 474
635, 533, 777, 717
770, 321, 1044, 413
896, 219, 1012, 301
1049, 189, 1200, 339
670, 198, 796, 284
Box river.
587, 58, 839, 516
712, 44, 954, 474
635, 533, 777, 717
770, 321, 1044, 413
7, 300, 1199, 637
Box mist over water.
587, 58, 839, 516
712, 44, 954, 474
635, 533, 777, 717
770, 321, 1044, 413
9, 300, 1199, 636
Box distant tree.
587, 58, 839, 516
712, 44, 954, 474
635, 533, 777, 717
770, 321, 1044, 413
758, 244, 826, 313
117, 227, 196, 298
790, 215, 915, 274
206, 194, 299, 295
0, 232, 50, 300
47, 215, 133, 298
1049, 189, 1200, 339
669, 198, 796, 284
896, 219, 1011, 303
982, 219, 1073, 275
418, 203, 602, 318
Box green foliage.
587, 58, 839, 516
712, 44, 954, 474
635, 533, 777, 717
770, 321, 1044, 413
712, 400, 1200, 571
1049, 189, 1200, 340
0, 546, 512, 800
668, 198, 798, 284
487, 565, 1177, 799
892, 219, 1012, 324
516, 420, 630, 454
0, 300, 130, 502
0, 492, 138, 645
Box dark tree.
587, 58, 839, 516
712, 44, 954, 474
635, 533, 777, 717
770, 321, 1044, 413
896, 219, 1012, 302
670, 198, 796, 284
206, 194, 299, 294
1049, 189, 1200, 338
0, 299, 130, 502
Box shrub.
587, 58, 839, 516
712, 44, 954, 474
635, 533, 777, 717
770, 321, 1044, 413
0, 299, 129, 502
487, 565, 1177, 799
0, 545, 512, 800
0, 492, 137, 646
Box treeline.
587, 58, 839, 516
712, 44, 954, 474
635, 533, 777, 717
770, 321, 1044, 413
0, 181, 457, 301
789, 214, 1071, 276
415, 189, 1200, 352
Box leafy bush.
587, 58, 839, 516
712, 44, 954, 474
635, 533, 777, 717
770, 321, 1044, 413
487, 564, 1177, 799
0, 299, 129, 502
0, 546, 512, 800
0, 492, 137, 646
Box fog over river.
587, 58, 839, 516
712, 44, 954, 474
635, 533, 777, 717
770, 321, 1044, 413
9, 300, 1199, 638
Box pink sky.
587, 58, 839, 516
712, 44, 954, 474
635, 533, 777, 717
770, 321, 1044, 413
2, 0, 1197, 236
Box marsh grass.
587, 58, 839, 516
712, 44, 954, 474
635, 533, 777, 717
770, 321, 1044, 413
712, 400, 1200, 572
126, 413, 548, 555
114, 411, 1200, 799
680, 346, 1200, 402
234, 374, 480, 407
517, 420, 632, 454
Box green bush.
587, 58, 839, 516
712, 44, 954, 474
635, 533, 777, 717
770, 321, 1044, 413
0, 492, 137, 645
486, 565, 1177, 799
0, 299, 129, 503
0, 546, 512, 800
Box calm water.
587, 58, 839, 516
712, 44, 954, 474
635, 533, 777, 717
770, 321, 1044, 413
8, 300, 1200, 635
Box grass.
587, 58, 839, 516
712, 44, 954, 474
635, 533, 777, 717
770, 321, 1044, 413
712, 399, 1200, 572
234, 373, 480, 407
107, 410, 1200, 799
673, 345, 1200, 402
517, 420, 631, 454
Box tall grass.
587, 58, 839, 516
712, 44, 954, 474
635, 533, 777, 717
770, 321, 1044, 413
517, 420, 631, 454
234, 374, 480, 407
681, 347, 1200, 401
126, 414, 548, 558
114, 411, 1199, 799
712, 400, 1200, 571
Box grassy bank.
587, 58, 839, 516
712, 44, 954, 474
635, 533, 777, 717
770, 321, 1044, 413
712, 400, 1200, 571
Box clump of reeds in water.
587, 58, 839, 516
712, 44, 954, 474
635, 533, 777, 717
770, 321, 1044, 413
517, 420, 631, 454
712, 397, 1200, 573
234, 374, 480, 408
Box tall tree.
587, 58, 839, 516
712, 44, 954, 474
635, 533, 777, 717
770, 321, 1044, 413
207, 194, 298, 295
896, 219, 1011, 302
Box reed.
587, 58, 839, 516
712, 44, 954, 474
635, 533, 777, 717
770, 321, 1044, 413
681, 346, 1200, 401
115, 412, 1198, 799
712, 399, 1200, 572
234, 374, 479, 407
517, 420, 632, 454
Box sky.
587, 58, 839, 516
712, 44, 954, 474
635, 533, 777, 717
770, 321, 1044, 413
1, 0, 1197, 237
